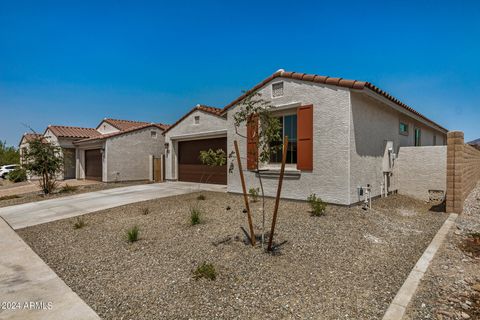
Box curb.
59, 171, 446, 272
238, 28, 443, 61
382, 213, 458, 320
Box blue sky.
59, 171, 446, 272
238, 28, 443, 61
1, 0, 479, 146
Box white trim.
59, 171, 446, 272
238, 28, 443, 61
169, 129, 227, 141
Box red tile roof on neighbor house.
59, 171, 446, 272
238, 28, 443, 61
162, 104, 223, 134
74, 123, 168, 144
21, 133, 43, 142
99, 118, 157, 131
221, 70, 448, 132
19, 133, 43, 146
46, 125, 102, 139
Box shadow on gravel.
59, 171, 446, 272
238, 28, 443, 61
429, 200, 446, 213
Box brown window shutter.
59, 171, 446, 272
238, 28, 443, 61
247, 114, 259, 170
297, 105, 313, 170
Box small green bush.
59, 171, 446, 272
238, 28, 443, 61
193, 262, 216, 280
126, 225, 140, 243
248, 187, 259, 202
307, 193, 327, 216
141, 207, 150, 215
7, 168, 27, 182
73, 217, 86, 229
59, 184, 79, 193
197, 194, 206, 201
190, 207, 201, 225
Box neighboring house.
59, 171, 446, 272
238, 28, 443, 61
44, 125, 101, 180
20, 118, 168, 183
73, 120, 168, 182
18, 133, 43, 166
163, 105, 227, 184
221, 70, 448, 205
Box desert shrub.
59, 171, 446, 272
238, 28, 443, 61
0, 195, 20, 201
193, 262, 216, 280
197, 194, 206, 201
73, 217, 86, 229
7, 168, 27, 182
307, 194, 327, 216
141, 207, 150, 215
59, 184, 79, 193
248, 187, 259, 202
190, 206, 201, 225
126, 225, 140, 243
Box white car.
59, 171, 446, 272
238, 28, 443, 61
0, 164, 20, 179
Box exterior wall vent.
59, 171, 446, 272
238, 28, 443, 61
272, 82, 284, 98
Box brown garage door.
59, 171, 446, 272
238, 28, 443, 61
178, 137, 227, 185
85, 149, 102, 181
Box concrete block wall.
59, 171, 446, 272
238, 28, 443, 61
446, 131, 480, 213
394, 146, 447, 201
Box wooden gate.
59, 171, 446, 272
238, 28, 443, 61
153, 156, 164, 182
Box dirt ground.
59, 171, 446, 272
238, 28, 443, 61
19, 192, 448, 320
0, 180, 148, 208
405, 183, 480, 320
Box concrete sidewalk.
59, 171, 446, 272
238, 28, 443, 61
0, 217, 100, 320
0, 181, 226, 230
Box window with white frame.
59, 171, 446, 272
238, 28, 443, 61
269, 114, 297, 164
151, 131, 157, 138
272, 82, 284, 98
194, 115, 200, 124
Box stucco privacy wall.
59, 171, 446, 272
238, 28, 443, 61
105, 127, 164, 182
226, 78, 352, 205
447, 131, 480, 213
164, 109, 227, 181
348, 92, 447, 203
393, 146, 447, 201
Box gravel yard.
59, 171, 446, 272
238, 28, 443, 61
0, 181, 147, 208
19, 192, 448, 320
405, 183, 480, 320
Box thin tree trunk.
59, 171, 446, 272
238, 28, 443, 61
268, 136, 288, 251
234, 140, 256, 246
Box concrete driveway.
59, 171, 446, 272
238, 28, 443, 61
0, 181, 226, 230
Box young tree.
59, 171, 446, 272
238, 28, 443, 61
199, 148, 227, 184
230, 92, 282, 248
0, 141, 20, 165
23, 137, 63, 194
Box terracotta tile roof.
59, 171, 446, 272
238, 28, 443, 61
100, 118, 153, 131
74, 123, 167, 144
221, 70, 447, 132
21, 133, 43, 143
162, 104, 224, 134
19, 133, 43, 146
46, 125, 102, 139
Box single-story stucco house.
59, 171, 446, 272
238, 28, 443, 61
73, 119, 167, 182
163, 105, 227, 184
220, 69, 447, 205
20, 118, 168, 183
162, 69, 447, 205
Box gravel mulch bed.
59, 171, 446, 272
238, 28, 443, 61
0, 181, 147, 208
18, 192, 448, 320
405, 183, 480, 320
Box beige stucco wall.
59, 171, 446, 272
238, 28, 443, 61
105, 127, 164, 182
348, 92, 447, 203
43, 129, 79, 180
226, 78, 352, 205
393, 146, 447, 201
164, 109, 227, 181
96, 121, 120, 134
